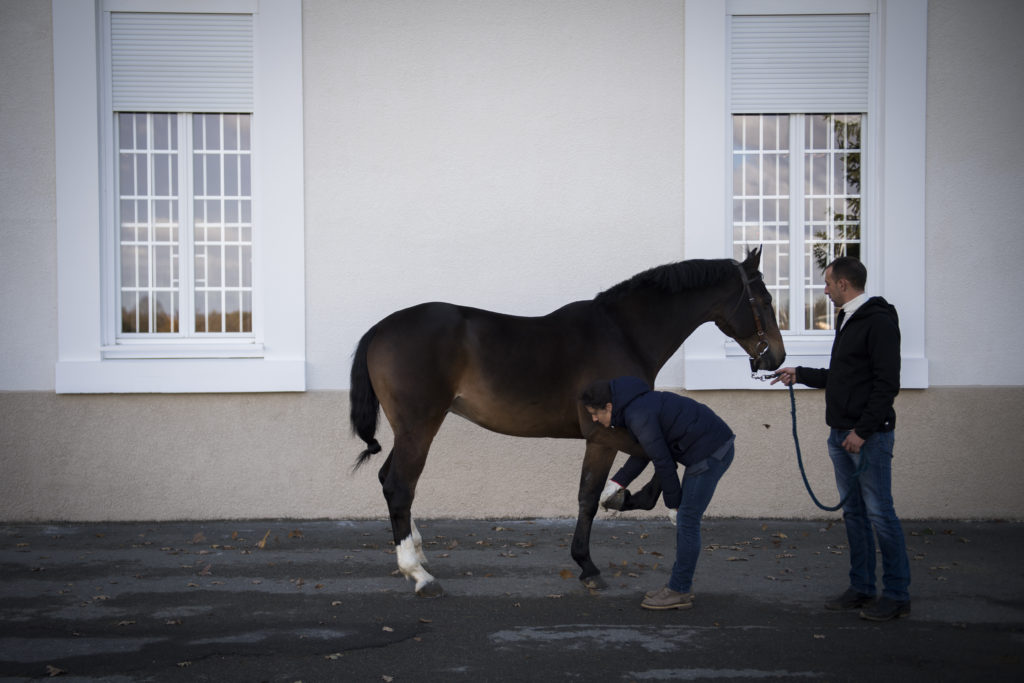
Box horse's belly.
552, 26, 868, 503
449, 396, 579, 439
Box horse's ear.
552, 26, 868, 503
744, 246, 762, 270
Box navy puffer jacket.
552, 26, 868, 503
608, 377, 733, 509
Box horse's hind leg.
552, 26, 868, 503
572, 442, 618, 590
381, 426, 445, 597
377, 452, 426, 565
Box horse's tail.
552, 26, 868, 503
350, 326, 383, 469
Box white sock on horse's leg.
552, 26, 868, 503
410, 519, 428, 565
397, 532, 436, 593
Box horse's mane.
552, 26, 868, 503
595, 258, 737, 302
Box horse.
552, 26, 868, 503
350, 247, 784, 596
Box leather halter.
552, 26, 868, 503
732, 261, 771, 374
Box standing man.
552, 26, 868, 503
582, 376, 735, 611
772, 256, 910, 621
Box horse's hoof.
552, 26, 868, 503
580, 575, 607, 591
416, 580, 444, 598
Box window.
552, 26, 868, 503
107, 9, 257, 343
681, 0, 928, 390
727, 10, 869, 336
732, 112, 863, 333
54, 0, 305, 393
117, 112, 254, 337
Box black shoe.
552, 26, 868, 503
824, 588, 875, 611
859, 597, 911, 621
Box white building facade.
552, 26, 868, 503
1, 0, 1022, 521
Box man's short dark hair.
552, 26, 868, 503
827, 256, 867, 291
580, 380, 612, 409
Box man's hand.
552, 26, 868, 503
770, 368, 797, 386
843, 431, 865, 454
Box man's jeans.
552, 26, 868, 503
828, 429, 911, 601
669, 439, 735, 593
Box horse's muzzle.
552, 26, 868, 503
749, 339, 784, 373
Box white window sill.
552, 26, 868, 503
687, 337, 927, 390
101, 342, 265, 360
724, 336, 834, 360
56, 357, 305, 393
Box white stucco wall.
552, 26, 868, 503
302, 0, 686, 390
0, 0, 57, 391
2, 0, 1022, 393
924, 0, 1024, 385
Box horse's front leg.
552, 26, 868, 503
571, 441, 617, 590
572, 404, 652, 590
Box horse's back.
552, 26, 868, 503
366, 300, 597, 437
374, 302, 448, 333
372, 299, 593, 341
367, 301, 468, 376
369, 300, 594, 372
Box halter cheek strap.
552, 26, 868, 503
733, 262, 771, 373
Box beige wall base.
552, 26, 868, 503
1, 388, 1020, 522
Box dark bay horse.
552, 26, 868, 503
350, 248, 784, 596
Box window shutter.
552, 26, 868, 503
730, 14, 870, 113
110, 13, 253, 112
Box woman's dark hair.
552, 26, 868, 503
580, 380, 612, 409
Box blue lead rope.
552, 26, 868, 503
787, 383, 867, 512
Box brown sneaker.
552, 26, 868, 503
641, 586, 694, 610
644, 587, 688, 599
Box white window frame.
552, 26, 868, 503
54, 0, 305, 393
682, 0, 928, 390
732, 112, 867, 334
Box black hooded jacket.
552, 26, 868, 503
796, 296, 901, 438
606, 377, 734, 509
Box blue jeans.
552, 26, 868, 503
828, 429, 911, 601
669, 439, 735, 593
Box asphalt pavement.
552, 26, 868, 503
2, 517, 1023, 682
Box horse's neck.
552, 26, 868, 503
603, 288, 719, 374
